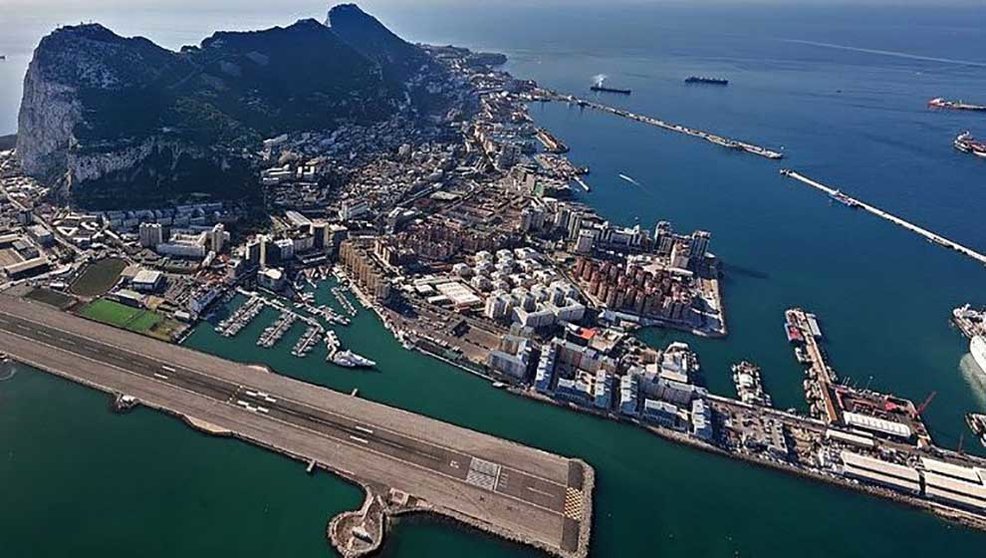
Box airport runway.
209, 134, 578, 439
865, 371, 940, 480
0, 295, 590, 557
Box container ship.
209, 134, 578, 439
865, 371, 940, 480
929, 97, 986, 112
590, 84, 631, 95
954, 131, 986, 158
685, 76, 728, 86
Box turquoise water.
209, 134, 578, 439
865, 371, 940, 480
2, 3, 986, 557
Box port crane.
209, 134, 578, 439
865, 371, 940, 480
917, 391, 937, 415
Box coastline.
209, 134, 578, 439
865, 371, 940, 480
6, 331, 594, 558
350, 282, 986, 535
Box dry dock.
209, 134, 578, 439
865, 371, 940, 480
0, 295, 592, 558
781, 169, 986, 266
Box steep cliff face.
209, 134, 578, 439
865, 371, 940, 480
17, 62, 81, 179
15, 7, 433, 207
327, 4, 458, 118
16, 23, 179, 179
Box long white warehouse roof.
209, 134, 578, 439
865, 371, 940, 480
842, 412, 912, 439
840, 451, 920, 482
920, 457, 982, 483
924, 471, 986, 501
843, 464, 920, 494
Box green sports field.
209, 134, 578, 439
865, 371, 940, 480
78, 298, 182, 341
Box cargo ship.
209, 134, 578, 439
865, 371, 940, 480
590, 84, 631, 95
954, 131, 986, 158
929, 97, 986, 112
685, 76, 728, 86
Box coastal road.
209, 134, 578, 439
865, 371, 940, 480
0, 295, 591, 557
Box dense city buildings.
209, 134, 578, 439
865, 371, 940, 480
2, 4, 986, 555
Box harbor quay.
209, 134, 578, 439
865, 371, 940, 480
540, 91, 784, 160
780, 169, 986, 267
362, 265, 986, 533
0, 295, 593, 558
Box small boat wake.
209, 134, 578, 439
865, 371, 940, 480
0, 364, 17, 383
618, 173, 641, 186
959, 353, 986, 409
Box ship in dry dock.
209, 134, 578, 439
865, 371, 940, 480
732, 361, 771, 406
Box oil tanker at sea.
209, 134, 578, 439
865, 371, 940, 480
685, 76, 729, 85
929, 97, 986, 111
590, 84, 631, 95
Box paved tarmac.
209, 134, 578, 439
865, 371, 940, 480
0, 295, 590, 557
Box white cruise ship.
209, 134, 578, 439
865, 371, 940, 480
972, 336, 986, 375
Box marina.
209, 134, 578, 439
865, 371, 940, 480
291, 326, 322, 358
780, 169, 986, 266
331, 285, 358, 317
257, 311, 297, 348
215, 297, 264, 337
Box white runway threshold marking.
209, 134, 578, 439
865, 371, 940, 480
466, 457, 502, 491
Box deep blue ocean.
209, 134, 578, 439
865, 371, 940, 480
2, 4, 986, 556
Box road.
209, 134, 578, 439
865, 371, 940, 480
0, 294, 591, 557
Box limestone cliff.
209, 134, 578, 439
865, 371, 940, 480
14, 6, 446, 207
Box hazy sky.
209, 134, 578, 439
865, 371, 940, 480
6, 0, 983, 8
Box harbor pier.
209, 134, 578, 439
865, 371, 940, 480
548, 91, 784, 160
781, 169, 986, 266
0, 295, 592, 558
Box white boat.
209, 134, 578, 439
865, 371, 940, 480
618, 173, 639, 186
331, 350, 376, 369
972, 336, 986, 375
